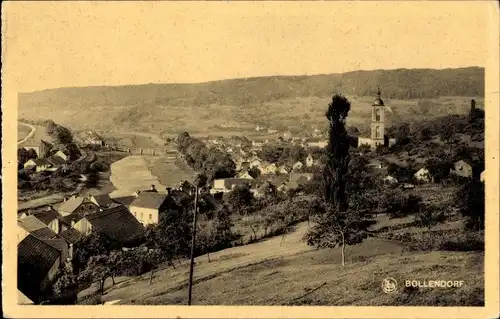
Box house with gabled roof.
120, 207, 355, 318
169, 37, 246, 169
89, 194, 115, 209
22, 207, 61, 234
53, 150, 70, 162
58, 209, 95, 236
238, 171, 254, 179
261, 163, 278, 175
292, 161, 304, 171
450, 159, 473, 179
18, 216, 59, 240
129, 192, 168, 226
414, 167, 434, 183
278, 165, 291, 175
47, 154, 67, 166
23, 158, 53, 172
18, 234, 62, 303
57, 195, 99, 217
86, 205, 145, 247
59, 228, 84, 260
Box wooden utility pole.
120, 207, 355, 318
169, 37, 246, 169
187, 185, 199, 305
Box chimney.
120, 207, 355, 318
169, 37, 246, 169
165, 187, 171, 195
151, 185, 156, 192
471, 99, 476, 112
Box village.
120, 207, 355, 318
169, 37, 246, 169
15, 88, 486, 305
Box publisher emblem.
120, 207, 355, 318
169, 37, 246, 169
382, 277, 398, 293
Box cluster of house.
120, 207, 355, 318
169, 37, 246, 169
210, 171, 315, 197
207, 153, 321, 196
204, 133, 328, 158
22, 143, 71, 173
16, 184, 189, 304
380, 159, 485, 187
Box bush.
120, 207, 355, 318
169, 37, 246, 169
397, 229, 484, 252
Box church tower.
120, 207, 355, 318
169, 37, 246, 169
370, 87, 385, 147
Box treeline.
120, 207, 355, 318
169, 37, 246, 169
45, 120, 81, 160
19, 67, 484, 110
176, 132, 236, 182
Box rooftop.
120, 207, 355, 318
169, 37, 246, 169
86, 205, 145, 245
130, 192, 167, 210
18, 235, 61, 302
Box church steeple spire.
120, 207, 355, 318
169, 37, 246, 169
373, 86, 384, 106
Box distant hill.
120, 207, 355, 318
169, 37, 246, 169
18, 67, 484, 135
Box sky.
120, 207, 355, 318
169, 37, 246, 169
2, 1, 494, 93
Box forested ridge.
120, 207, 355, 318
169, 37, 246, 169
19, 67, 484, 109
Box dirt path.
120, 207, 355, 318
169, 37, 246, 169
17, 122, 36, 144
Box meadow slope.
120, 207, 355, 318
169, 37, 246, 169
89, 222, 483, 306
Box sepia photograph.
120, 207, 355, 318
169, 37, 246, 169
2, 1, 499, 318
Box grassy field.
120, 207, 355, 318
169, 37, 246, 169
18, 123, 32, 141
148, 155, 195, 188
80, 218, 483, 307
18, 95, 483, 139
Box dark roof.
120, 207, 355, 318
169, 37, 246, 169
18, 216, 58, 239
86, 205, 145, 245
91, 194, 114, 207
33, 158, 52, 166
111, 195, 136, 207
42, 238, 69, 261
47, 155, 66, 166
30, 209, 60, 225
59, 228, 84, 244
18, 235, 61, 302
130, 192, 167, 209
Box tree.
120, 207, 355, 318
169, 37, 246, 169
78, 255, 113, 295
212, 205, 235, 250
202, 150, 236, 182
394, 123, 411, 145
226, 184, 254, 213
414, 204, 445, 231
347, 126, 360, 137
304, 204, 368, 266
425, 157, 453, 183
144, 249, 165, 285
455, 180, 484, 230
322, 94, 351, 211
303, 93, 369, 266
52, 263, 78, 297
